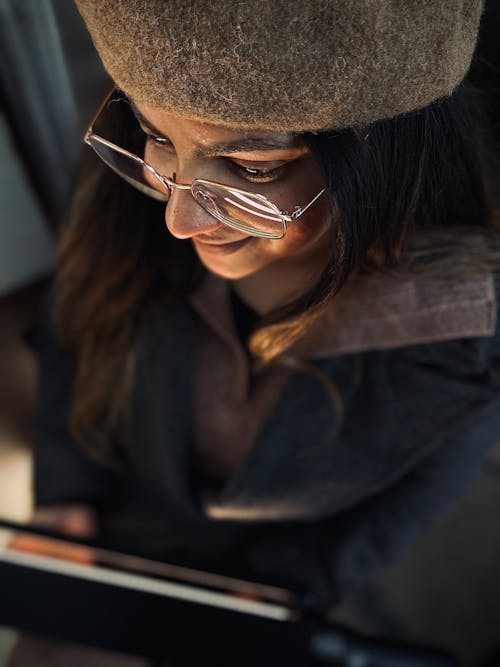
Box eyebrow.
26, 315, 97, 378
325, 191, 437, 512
127, 99, 297, 158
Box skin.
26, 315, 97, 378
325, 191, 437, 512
134, 102, 334, 315
31, 504, 98, 538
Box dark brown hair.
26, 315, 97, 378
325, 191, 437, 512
54, 79, 500, 464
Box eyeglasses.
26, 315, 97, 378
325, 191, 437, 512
84, 89, 325, 239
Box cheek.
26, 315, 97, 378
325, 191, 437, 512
270, 159, 334, 252
271, 199, 334, 258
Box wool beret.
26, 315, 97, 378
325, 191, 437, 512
75, 0, 484, 131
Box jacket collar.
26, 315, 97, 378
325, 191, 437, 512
189, 270, 496, 359
293, 270, 496, 358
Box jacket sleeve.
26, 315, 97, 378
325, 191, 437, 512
328, 333, 500, 592
33, 307, 117, 507
330, 430, 498, 591
244, 410, 500, 608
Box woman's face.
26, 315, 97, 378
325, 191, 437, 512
132, 101, 333, 281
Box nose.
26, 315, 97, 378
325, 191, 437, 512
164, 185, 222, 240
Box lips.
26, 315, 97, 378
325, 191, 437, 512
194, 235, 248, 246
193, 236, 252, 254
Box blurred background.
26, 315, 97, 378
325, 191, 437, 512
0, 0, 108, 524
0, 1, 500, 665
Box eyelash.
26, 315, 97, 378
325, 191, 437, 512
146, 135, 287, 184
229, 162, 286, 183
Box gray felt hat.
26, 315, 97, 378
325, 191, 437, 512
75, 0, 484, 131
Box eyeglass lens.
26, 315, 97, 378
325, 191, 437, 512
87, 135, 169, 202
88, 135, 286, 238
191, 182, 285, 238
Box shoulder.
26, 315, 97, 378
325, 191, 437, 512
294, 268, 498, 360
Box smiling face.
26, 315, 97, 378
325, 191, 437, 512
130, 100, 334, 310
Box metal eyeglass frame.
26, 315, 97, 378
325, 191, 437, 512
84, 88, 326, 239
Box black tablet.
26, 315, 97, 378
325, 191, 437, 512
0, 519, 456, 667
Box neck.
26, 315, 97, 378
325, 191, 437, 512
231, 246, 331, 316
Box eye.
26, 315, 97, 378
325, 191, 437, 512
145, 134, 173, 149
228, 160, 287, 183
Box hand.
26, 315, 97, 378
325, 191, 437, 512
31, 503, 99, 539
7, 504, 99, 565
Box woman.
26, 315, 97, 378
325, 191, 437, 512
34, 0, 500, 607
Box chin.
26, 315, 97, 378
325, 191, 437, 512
193, 239, 266, 280
197, 256, 261, 280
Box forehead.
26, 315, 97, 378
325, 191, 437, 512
131, 98, 306, 151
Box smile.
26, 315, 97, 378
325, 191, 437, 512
192, 237, 253, 255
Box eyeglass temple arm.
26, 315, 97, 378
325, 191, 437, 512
287, 188, 326, 221
85, 86, 120, 139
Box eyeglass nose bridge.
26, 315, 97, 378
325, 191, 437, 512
155, 171, 225, 227
155, 172, 233, 220
154, 170, 193, 195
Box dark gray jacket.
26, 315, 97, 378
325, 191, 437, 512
34, 270, 500, 605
